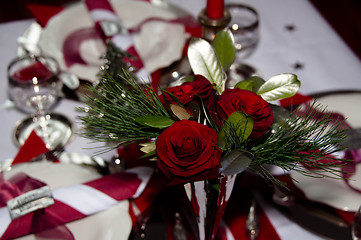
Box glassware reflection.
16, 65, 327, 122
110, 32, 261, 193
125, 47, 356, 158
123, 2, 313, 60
226, 4, 260, 88
8, 54, 73, 149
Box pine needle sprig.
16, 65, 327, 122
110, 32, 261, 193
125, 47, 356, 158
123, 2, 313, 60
98, 41, 137, 85
249, 103, 348, 179
79, 70, 171, 151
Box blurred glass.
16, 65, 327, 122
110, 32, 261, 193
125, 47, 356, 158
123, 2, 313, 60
226, 3, 260, 88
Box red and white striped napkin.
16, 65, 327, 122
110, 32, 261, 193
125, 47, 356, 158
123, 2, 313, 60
27, 0, 202, 88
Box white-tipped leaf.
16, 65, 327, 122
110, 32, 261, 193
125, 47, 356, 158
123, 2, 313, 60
139, 142, 156, 154
257, 73, 300, 101
170, 104, 191, 120
188, 38, 224, 93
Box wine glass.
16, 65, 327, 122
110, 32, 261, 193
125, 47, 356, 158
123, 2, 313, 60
225, 3, 260, 88
8, 54, 72, 149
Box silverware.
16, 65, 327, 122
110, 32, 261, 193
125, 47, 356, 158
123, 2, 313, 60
173, 212, 188, 240
272, 183, 295, 207
353, 206, 361, 240
29, 143, 65, 163
246, 198, 260, 240
0, 143, 64, 173
272, 183, 353, 239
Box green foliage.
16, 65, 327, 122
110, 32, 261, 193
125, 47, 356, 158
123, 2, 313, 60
218, 111, 254, 151
78, 70, 171, 152
257, 73, 300, 101
187, 38, 225, 94
99, 41, 137, 85
249, 102, 347, 182
212, 29, 236, 71
220, 150, 253, 176
79, 43, 348, 187
235, 76, 265, 93
134, 116, 174, 129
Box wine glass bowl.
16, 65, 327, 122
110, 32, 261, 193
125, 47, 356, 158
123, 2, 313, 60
7, 55, 62, 114
225, 4, 260, 88
8, 55, 73, 149
227, 3, 259, 59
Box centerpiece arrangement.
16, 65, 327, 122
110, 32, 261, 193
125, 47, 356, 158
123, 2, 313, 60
79, 30, 347, 239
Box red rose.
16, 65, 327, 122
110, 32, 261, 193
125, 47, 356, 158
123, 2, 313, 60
217, 88, 273, 139
156, 120, 222, 184
159, 75, 214, 105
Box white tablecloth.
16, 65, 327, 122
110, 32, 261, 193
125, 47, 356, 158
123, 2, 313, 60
1, 0, 360, 239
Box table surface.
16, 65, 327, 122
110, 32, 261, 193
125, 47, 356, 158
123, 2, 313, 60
1, 0, 361, 239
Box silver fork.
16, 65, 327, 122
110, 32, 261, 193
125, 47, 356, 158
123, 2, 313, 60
246, 198, 260, 240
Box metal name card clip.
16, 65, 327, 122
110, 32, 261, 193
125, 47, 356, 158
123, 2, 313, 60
7, 186, 54, 220
99, 20, 128, 37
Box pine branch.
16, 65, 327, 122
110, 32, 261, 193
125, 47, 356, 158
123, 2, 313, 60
98, 41, 137, 85
249, 103, 348, 179
78, 70, 171, 151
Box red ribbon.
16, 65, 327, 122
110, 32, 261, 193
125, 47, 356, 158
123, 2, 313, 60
0, 172, 74, 240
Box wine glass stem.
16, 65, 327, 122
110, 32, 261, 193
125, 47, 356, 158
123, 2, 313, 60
37, 113, 51, 149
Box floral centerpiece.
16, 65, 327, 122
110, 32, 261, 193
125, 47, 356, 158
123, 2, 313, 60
79, 30, 347, 239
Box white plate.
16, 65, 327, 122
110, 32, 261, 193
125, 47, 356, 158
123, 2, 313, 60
292, 91, 361, 212
4, 157, 132, 240
37, 0, 190, 83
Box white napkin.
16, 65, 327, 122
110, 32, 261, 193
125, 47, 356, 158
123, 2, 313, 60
38, 0, 188, 83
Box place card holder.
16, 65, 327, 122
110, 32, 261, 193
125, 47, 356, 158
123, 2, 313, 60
198, 8, 231, 42
7, 185, 54, 220
99, 20, 128, 37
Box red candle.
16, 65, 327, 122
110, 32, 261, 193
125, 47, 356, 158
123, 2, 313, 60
206, 0, 224, 19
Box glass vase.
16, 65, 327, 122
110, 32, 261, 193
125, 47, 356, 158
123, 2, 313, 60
183, 175, 237, 240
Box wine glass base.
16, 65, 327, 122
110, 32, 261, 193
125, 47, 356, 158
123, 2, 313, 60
13, 113, 74, 150
226, 62, 260, 89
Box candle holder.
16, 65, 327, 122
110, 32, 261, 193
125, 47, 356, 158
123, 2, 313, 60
198, 8, 231, 42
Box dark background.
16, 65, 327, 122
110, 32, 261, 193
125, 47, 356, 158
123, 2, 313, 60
1, 0, 361, 61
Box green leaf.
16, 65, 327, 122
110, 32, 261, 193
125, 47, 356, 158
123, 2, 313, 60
257, 73, 300, 101
182, 76, 195, 83
270, 104, 295, 134
141, 149, 156, 158
212, 29, 235, 71
234, 80, 253, 91
134, 116, 174, 129
235, 76, 265, 92
211, 183, 221, 192
220, 150, 253, 176
218, 111, 254, 150
161, 90, 184, 107
194, 95, 219, 131
186, 101, 202, 123
187, 37, 224, 94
